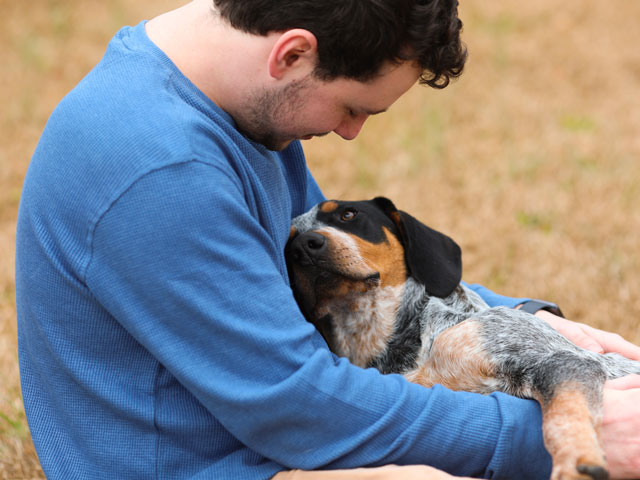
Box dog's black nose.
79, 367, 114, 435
304, 232, 326, 251
289, 231, 327, 265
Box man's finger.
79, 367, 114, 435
583, 325, 640, 360
605, 374, 640, 391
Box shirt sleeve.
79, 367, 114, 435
304, 165, 326, 211
462, 281, 530, 308
85, 160, 550, 478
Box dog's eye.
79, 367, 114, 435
340, 209, 357, 221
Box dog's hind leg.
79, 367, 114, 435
404, 320, 500, 394
531, 353, 609, 480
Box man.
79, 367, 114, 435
15, 0, 640, 478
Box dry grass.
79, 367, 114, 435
1, 0, 639, 476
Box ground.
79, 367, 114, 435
1, 0, 639, 477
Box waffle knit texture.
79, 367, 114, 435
16, 21, 551, 480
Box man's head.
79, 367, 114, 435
213, 0, 467, 88
234, 57, 424, 150
206, 0, 467, 150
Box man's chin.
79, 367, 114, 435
239, 129, 290, 151
240, 128, 318, 151
263, 137, 306, 152
271, 133, 328, 151
266, 139, 294, 152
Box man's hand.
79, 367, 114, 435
534, 310, 640, 360
602, 375, 640, 479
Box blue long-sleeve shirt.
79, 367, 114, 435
16, 21, 551, 479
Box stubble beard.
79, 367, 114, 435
235, 76, 313, 151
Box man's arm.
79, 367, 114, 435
463, 282, 530, 308
303, 164, 326, 211
86, 160, 551, 478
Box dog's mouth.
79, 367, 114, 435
285, 237, 379, 283
287, 260, 380, 321
304, 262, 380, 284
291, 254, 381, 293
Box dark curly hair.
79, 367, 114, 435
212, 0, 467, 88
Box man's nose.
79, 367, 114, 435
334, 114, 369, 140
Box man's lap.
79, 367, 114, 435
273, 464, 474, 479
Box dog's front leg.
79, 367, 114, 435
536, 381, 608, 480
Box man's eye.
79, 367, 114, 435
341, 209, 357, 221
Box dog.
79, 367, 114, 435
285, 197, 640, 480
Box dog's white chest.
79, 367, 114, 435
324, 284, 404, 368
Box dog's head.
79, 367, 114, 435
286, 197, 462, 332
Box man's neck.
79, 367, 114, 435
144, 0, 273, 115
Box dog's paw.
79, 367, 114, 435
550, 462, 609, 480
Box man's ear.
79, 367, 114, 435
373, 197, 462, 298
267, 29, 318, 80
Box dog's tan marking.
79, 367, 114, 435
405, 320, 498, 393
389, 211, 403, 227
317, 228, 378, 279
289, 226, 297, 239
347, 227, 407, 288
538, 385, 607, 480
320, 201, 339, 213
309, 226, 407, 290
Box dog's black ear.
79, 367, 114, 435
373, 197, 462, 298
